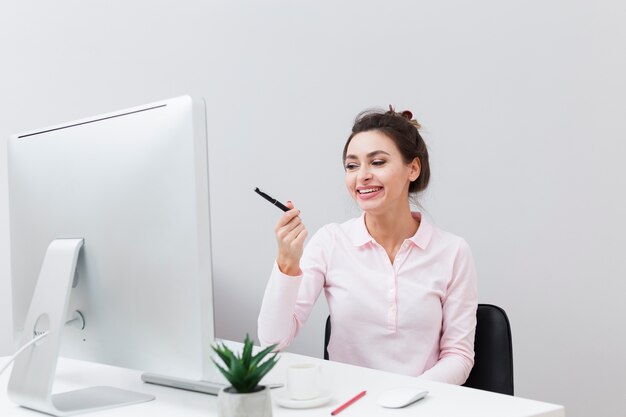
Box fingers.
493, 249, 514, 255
274, 200, 306, 237
274, 200, 307, 272
293, 226, 308, 245
282, 221, 306, 242
276, 218, 305, 244
275, 201, 302, 231
275, 213, 300, 234
276, 221, 307, 276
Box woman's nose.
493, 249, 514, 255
357, 166, 372, 182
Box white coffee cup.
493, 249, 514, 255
286, 363, 321, 400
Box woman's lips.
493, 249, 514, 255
356, 186, 383, 200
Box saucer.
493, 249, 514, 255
273, 389, 333, 409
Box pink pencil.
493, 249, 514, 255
330, 390, 367, 415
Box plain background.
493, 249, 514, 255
1, 2, 624, 416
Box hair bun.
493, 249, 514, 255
387, 105, 420, 128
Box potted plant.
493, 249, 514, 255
212, 335, 279, 417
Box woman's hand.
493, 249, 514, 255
274, 201, 308, 276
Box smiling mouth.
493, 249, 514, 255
358, 187, 382, 194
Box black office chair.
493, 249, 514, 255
324, 315, 331, 360
323, 303, 514, 395
463, 304, 514, 395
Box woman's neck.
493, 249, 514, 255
364, 204, 419, 250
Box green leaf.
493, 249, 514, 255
241, 334, 253, 368
249, 344, 278, 369
253, 354, 279, 382
210, 337, 280, 393
211, 359, 236, 385
211, 347, 228, 366
212, 344, 235, 368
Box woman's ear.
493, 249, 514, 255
409, 157, 421, 182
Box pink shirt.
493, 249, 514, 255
258, 212, 477, 385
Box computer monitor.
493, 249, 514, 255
7, 96, 217, 415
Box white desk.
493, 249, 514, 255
1, 352, 564, 417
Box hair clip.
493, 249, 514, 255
388, 105, 420, 128
400, 110, 413, 120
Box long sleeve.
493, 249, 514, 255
257, 227, 330, 350
419, 238, 478, 384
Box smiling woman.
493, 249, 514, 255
343, 107, 430, 196
258, 107, 478, 385
343, 132, 421, 223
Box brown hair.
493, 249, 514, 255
343, 107, 430, 194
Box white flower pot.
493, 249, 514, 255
217, 385, 273, 417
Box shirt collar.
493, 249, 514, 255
350, 211, 433, 250
408, 212, 433, 250
350, 212, 373, 247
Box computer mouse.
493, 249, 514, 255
377, 387, 428, 408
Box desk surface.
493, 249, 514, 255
1, 352, 564, 417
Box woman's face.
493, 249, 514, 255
344, 130, 420, 214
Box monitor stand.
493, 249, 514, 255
142, 341, 230, 395
141, 373, 284, 395
7, 239, 154, 416
141, 372, 228, 395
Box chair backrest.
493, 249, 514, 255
463, 304, 514, 395
323, 303, 514, 395
324, 316, 331, 360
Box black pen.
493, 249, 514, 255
254, 187, 290, 212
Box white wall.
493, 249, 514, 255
1, 2, 625, 416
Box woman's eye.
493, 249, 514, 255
344, 163, 358, 171
372, 160, 386, 166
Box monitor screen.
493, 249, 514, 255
8, 96, 215, 382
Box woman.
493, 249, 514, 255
258, 107, 477, 385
